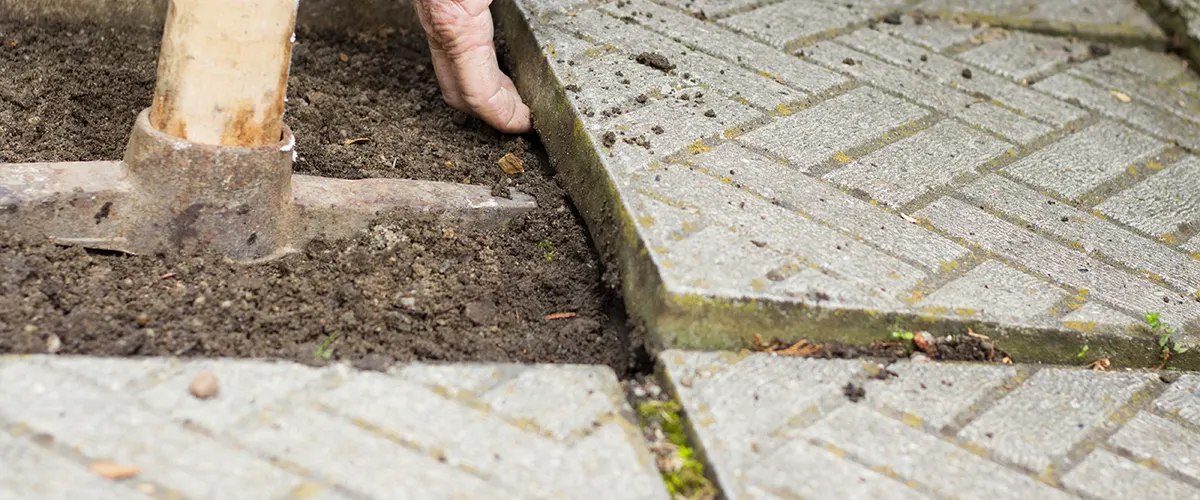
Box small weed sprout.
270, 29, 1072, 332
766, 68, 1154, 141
1076, 344, 1089, 359
1146, 312, 1188, 355
314, 333, 339, 360
537, 239, 555, 262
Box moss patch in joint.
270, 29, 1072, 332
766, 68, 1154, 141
636, 399, 717, 500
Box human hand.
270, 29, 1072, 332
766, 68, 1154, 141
413, 0, 532, 134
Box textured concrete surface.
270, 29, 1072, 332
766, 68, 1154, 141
495, 0, 1200, 368
660, 350, 1200, 500
6, 353, 1198, 499
0, 356, 667, 500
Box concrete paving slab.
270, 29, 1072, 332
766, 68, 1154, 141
660, 349, 1200, 500
496, 0, 1200, 368
916, 0, 1165, 42
0, 356, 668, 500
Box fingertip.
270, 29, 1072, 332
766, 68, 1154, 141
504, 105, 533, 134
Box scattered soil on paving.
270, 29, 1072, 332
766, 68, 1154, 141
0, 22, 639, 374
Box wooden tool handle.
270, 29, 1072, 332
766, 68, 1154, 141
150, 0, 299, 147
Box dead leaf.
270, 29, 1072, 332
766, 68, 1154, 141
90, 461, 141, 480
159, 272, 176, 279
338, 53, 350, 62
499, 153, 525, 174
1111, 90, 1132, 103
752, 334, 823, 356
3, 40, 16, 47
342, 137, 370, 146
776, 339, 823, 356
1088, 358, 1112, 371
544, 312, 577, 320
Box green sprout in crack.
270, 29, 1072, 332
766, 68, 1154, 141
314, 333, 340, 360
537, 239, 555, 262
1146, 312, 1189, 355
891, 330, 915, 341
636, 400, 716, 500
1076, 344, 1089, 360
1145, 312, 1188, 370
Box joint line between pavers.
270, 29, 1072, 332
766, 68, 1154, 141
937, 34, 1112, 88
820, 36, 1085, 131
799, 431, 944, 499
846, 365, 1092, 493
1064, 146, 1189, 212
655, 116, 996, 279
308, 400, 505, 484
0, 415, 184, 500
915, 190, 1192, 322
941, 172, 1200, 299
581, 7, 824, 113
1145, 401, 1200, 440
1031, 74, 1200, 156
917, 10, 1168, 48
651, 361, 738, 499
900, 252, 990, 307
601, 1, 843, 99
892, 129, 1031, 217
1066, 60, 1200, 128
942, 365, 1039, 436
3, 360, 343, 500
799, 375, 1089, 500
1120, 406, 1200, 491
1051, 377, 1173, 487
803, 114, 943, 180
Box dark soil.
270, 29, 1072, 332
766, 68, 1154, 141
0, 22, 639, 374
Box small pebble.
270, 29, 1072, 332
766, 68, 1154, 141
135, 313, 150, 327
46, 334, 62, 354
189, 370, 219, 400
961, 68, 973, 79
399, 296, 417, 308
703, 109, 717, 118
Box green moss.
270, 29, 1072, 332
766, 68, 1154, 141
636, 400, 716, 499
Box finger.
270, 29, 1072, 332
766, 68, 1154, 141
412, 0, 531, 133
446, 43, 532, 133
426, 42, 466, 110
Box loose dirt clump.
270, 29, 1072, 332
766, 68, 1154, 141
635, 52, 675, 72
0, 22, 637, 374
